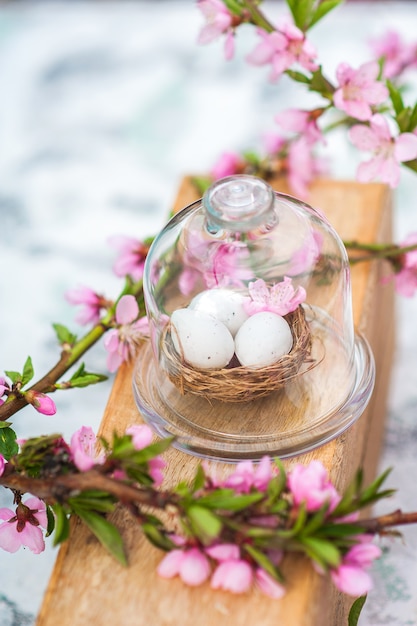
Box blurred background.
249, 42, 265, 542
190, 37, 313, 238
1, 1, 417, 624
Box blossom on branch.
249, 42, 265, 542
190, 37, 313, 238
157, 547, 211, 586
330, 537, 382, 596
126, 424, 166, 486
65, 286, 109, 326
349, 114, 417, 187
369, 30, 417, 79
24, 391, 57, 416
246, 21, 318, 82
0, 454, 5, 476
287, 460, 340, 513
275, 108, 323, 144
108, 235, 150, 281
197, 0, 236, 60
333, 61, 388, 121
0, 376, 9, 406
210, 151, 243, 180
384, 232, 417, 297
0, 496, 47, 554
70, 425, 104, 471
104, 295, 149, 372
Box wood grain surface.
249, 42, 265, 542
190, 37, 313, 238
36, 176, 394, 626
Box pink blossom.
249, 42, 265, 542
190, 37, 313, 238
211, 559, 253, 593
224, 456, 274, 494
0, 496, 47, 554
0, 454, 5, 476
286, 136, 327, 199
246, 22, 318, 82
385, 232, 417, 297
157, 547, 211, 586
245, 277, 306, 317
126, 424, 166, 486
255, 568, 286, 599
262, 132, 286, 156
210, 151, 242, 180
65, 286, 108, 326
289, 230, 324, 275
70, 425, 104, 471
206, 543, 240, 562
331, 538, 381, 596
275, 108, 323, 144
349, 114, 417, 188
0, 376, 9, 406
104, 295, 148, 372
287, 461, 340, 513
197, 0, 235, 60
108, 235, 149, 281
333, 61, 388, 121
205, 242, 254, 289
369, 30, 417, 79
25, 391, 56, 416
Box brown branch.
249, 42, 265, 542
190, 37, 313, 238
359, 509, 417, 534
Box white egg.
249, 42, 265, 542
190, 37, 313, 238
189, 289, 249, 336
170, 308, 235, 370
234, 312, 293, 368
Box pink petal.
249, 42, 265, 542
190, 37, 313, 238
331, 564, 373, 596
395, 132, 417, 162
349, 124, 380, 151
0, 455, 5, 477
24, 497, 47, 528
206, 543, 240, 562
126, 424, 153, 450
224, 30, 235, 61
18, 525, 45, 554
255, 568, 286, 599
0, 522, 23, 553
0, 507, 15, 521
211, 560, 253, 593
157, 549, 185, 578
179, 549, 211, 586
115, 295, 139, 325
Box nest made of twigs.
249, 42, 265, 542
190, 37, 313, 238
161, 306, 313, 403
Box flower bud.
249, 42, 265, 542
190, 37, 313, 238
25, 391, 57, 415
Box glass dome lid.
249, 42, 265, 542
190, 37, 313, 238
132, 175, 375, 461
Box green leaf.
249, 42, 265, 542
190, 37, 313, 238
387, 79, 405, 116
244, 544, 285, 583
142, 522, 176, 552
359, 467, 393, 505
301, 536, 341, 568
45, 505, 56, 538
300, 503, 330, 537
187, 505, 222, 542
73, 506, 127, 566
68, 363, 107, 388
196, 490, 264, 512
192, 464, 206, 494
52, 503, 71, 546
0, 426, 18, 460
21, 356, 34, 387
53, 323, 77, 347
316, 523, 365, 538
285, 69, 311, 85
396, 108, 412, 133
286, 0, 314, 30
223, 0, 244, 16
69, 491, 116, 514
348, 595, 367, 626
309, 68, 335, 98
4, 370, 21, 385
309, 0, 344, 29
409, 103, 417, 131
0, 421, 12, 429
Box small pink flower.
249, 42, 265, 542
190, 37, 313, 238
0, 376, 10, 406
275, 108, 323, 144
262, 132, 286, 156
255, 568, 286, 599
108, 236, 150, 281
104, 295, 147, 372
331, 537, 381, 596
369, 30, 417, 79
286, 136, 327, 199
65, 286, 108, 326
245, 277, 306, 317
205, 242, 254, 289
349, 114, 417, 188
211, 559, 253, 593
0, 496, 47, 554
126, 424, 166, 486
157, 547, 211, 586
247, 22, 318, 82
197, 0, 235, 60
287, 461, 340, 513
0, 454, 5, 476
210, 151, 242, 180
70, 426, 104, 471
333, 61, 388, 121
385, 232, 417, 297
25, 391, 57, 416
206, 543, 241, 562
224, 456, 274, 494
289, 230, 323, 275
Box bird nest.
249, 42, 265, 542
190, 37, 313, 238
160, 305, 313, 403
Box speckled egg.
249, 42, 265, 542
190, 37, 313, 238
234, 311, 293, 368
170, 308, 235, 369
189, 288, 249, 336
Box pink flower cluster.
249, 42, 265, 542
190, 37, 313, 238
245, 277, 306, 317
331, 537, 382, 596
197, 0, 236, 61
0, 496, 47, 554
370, 30, 417, 79
108, 235, 149, 282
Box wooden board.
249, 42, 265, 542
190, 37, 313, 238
36, 176, 394, 626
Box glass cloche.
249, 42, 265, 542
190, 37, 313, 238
132, 175, 375, 461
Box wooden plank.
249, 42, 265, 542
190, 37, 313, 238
36, 176, 393, 626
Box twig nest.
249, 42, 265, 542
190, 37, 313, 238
234, 312, 293, 368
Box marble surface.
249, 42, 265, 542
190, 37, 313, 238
0, 1, 417, 624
